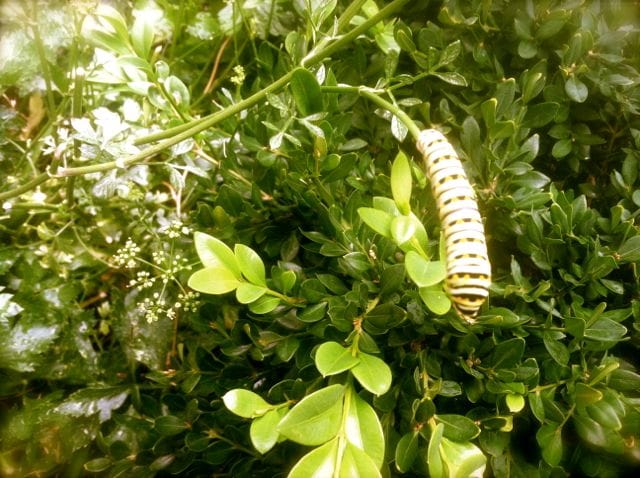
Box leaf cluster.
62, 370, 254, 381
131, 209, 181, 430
1, 1, 640, 477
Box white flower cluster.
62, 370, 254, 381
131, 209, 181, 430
128, 270, 155, 289
113, 233, 199, 323
137, 290, 200, 323
160, 220, 193, 239
113, 238, 141, 268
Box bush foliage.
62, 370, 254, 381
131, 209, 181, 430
1, 0, 640, 476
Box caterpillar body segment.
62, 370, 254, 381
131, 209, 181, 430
416, 129, 491, 321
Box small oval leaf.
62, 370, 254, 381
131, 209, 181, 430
235, 244, 266, 286
352, 352, 392, 396
315, 341, 360, 377
277, 384, 344, 445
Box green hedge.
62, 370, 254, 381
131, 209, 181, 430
1, 0, 639, 477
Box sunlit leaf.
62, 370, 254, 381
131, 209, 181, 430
419, 285, 451, 315
193, 232, 241, 278
358, 207, 393, 237
235, 282, 267, 304
315, 341, 359, 376
405, 251, 446, 287
277, 384, 344, 445
251, 408, 287, 454
352, 352, 392, 396
223, 389, 273, 418
287, 438, 338, 478
235, 244, 267, 286
188, 266, 241, 295
345, 390, 385, 468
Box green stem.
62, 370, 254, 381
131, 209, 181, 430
6, 202, 60, 211
337, 0, 369, 32
56, 69, 298, 177
302, 0, 410, 67
358, 87, 422, 140
266, 287, 305, 305
0, 173, 50, 202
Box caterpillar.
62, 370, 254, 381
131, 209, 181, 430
416, 129, 491, 321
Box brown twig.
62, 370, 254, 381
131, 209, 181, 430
204, 36, 231, 95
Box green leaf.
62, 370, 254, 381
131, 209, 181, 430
586, 400, 622, 430
248, 295, 281, 314
428, 423, 445, 478
618, 236, 640, 262
552, 138, 573, 158
277, 384, 344, 445
565, 76, 588, 103
235, 244, 267, 286
235, 283, 268, 304
419, 285, 452, 315
511, 171, 551, 189
165, 75, 190, 106
400, 214, 431, 254
487, 337, 525, 369
193, 232, 241, 278
391, 115, 409, 142
584, 318, 627, 342
187, 266, 241, 295
250, 408, 287, 454
518, 40, 538, 59
394, 22, 416, 52
439, 436, 487, 478
395, 432, 419, 473
573, 413, 608, 448
53, 387, 129, 422
506, 394, 525, 413
543, 333, 569, 366
608, 368, 640, 391
223, 389, 273, 418
521, 66, 546, 103
536, 423, 563, 466
315, 341, 360, 377
0, 321, 59, 372
431, 71, 467, 86
131, 15, 154, 59
357, 207, 393, 238
437, 414, 481, 441
340, 442, 382, 478
522, 102, 559, 128
391, 151, 412, 215
155, 415, 189, 436
84, 458, 112, 472
439, 40, 462, 65
309, 0, 337, 27
405, 251, 446, 287
479, 307, 524, 327
346, 390, 386, 468
390, 215, 416, 245
288, 438, 339, 478
352, 352, 392, 396
95, 4, 131, 44
276, 336, 300, 362
298, 302, 328, 323
528, 392, 546, 423
364, 303, 406, 331
290, 68, 323, 116
574, 382, 603, 407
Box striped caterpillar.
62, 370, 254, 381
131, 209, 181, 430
416, 129, 491, 321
